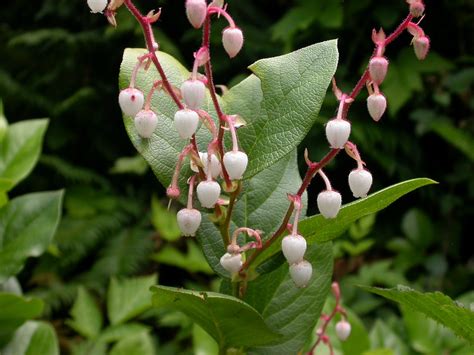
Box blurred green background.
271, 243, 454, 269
1, 0, 473, 353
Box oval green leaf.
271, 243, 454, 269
197, 150, 305, 277
245, 242, 333, 354
0, 119, 48, 192
0, 190, 64, 282
151, 285, 281, 350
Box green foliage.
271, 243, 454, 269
363, 285, 474, 343
198, 150, 305, 277
0, 118, 48, 194
66, 275, 158, 354
67, 287, 103, 339
151, 242, 213, 274
109, 332, 155, 355
244, 243, 333, 354
1, 321, 59, 355
0, 190, 64, 282
120, 40, 338, 183
150, 196, 181, 242
228, 40, 338, 177
253, 178, 436, 268
151, 285, 281, 350
107, 274, 157, 326
0, 293, 44, 347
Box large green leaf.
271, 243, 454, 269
66, 287, 103, 339
119, 40, 337, 186
1, 321, 59, 355
362, 285, 474, 344
151, 285, 281, 350
107, 274, 157, 326
0, 190, 64, 282
119, 48, 212, 192
0, 293, 44, 347
0, 119, 48, 192
224, 40, 338, 177
197, 150, 305, 277
252, 178, 436, 267
244, 242, 332, 354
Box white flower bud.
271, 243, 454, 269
222, 27, 244, 58
367, 93, 387, 122
196, 180, 221, 208
87, 0, 108, 13
348, 168, 373, 198
335, 320, 351, 341
174, 109, 200, 139
185, 0, 207, 29
223, 151, 248, 180
220, 252, 243, 273
177, 208, 202, 237
326, 118, 351, 149
119, 88, 144, 117
289, 260, 313, 288
190, 153, 222, 179
134, 109, 158, 138
317, 190, 342, 219
282, 234, 307, 264
369, 56, 389, 85
414, 36, 430, 60
181, 79, 206, 110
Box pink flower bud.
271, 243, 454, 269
222, 27, 244, 58
289, 260, 312, 288
177, 208, 202, 236
185, 0, 207, 29
174, 109, 200, 139
220, 252, 242, 273
87, 0, 107, 13
408, 0, 425, 17
196, 180, 221, 208
348, 168, 373, 198
167, 186, 180, 199
134, 109, 157, 138
369, 56, 389, 85
326, 118, 351, 149
282, 234, 307, 264
181, 79, 206, 110
335, 320, 351, 341
367, 93, 387, 122
317, 190, 342, 219
223, 151, 248, 180
119, 88, 144, 117
413, 36, 430, 60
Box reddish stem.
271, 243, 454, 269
241, 149, 340, 271
123, 0, 183, 110
308, 282, 343, 354
123, 0, 207, 181
349, 14, 414, 100
202, 14, 233, 188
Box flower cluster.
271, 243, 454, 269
87, 0, 430, 294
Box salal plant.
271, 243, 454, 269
84, 0, 473, 354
